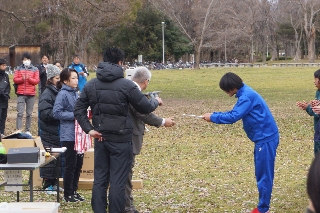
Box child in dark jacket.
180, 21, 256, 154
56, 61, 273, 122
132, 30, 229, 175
0, 59, 10, 137
297, 69, 320, 155
53, 68, 84, 202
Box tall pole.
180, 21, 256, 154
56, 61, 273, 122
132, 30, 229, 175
251, 35, 254, 62
224, 34, 227, 62
162, 22, 165, 65
267, 36, 269, 58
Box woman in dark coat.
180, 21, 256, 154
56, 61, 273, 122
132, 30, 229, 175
39, 64, 62, 193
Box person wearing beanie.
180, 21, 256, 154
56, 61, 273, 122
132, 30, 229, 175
0, 58, 10, 137
38, 64, 63, 194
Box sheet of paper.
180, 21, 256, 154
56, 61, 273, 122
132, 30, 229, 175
4, 170, 22, 191
51, 147, 67, 153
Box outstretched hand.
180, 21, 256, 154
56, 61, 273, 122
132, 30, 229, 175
164, 117, 175, 127
202, 113, 212, 122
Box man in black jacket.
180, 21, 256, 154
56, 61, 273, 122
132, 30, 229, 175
36, 54, 49, 95
0, 59, 10, 137
74, 47, 162, 213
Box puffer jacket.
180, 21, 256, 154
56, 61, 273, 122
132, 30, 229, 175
53, 84, 78, 142
0, 71, 10, 108
39, 84, 61, 179
13, 64, 39, 96
39, 84, 60, 146
74, 62, 159, 143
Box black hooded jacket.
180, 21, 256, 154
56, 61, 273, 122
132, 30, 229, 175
74, 62, 159, 143
0, 70, 10, 108
38, 84, 60, 146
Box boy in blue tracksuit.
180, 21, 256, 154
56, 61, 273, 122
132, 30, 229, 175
203, 72, 279, 213
69, 54, 88, 92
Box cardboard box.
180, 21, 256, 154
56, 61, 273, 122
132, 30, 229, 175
33, 169, 43, 187
2, 136, 44, 151
7, 147, 40, 164
80, 148, 94, 179
1, 135, 44, 186
58, 178, 143, 190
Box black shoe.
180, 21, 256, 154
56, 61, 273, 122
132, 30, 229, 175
64, 195, 77, 202
74, 191, 85, 201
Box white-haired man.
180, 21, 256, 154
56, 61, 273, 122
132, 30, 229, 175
125, 67, 175, 213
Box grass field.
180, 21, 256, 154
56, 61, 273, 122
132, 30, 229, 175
1, 66, 318, 212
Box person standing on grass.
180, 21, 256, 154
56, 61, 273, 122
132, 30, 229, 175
69, 54, 88, 92
0, 58, 10, 137
36, 54, 50, 95
202, 72, 279, 213
74, 47, 162, 213
39, 64, 63, 194
13, 52, 40, 136
125, 67, 175, 213
297, 69, 320, 155
53, 68, 84, 203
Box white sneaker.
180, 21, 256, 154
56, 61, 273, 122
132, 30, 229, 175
52, 184, 64, 192
25, 131, 32, 136
45, 185, 57, 195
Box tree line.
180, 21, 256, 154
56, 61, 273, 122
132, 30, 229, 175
0, 0, 320, 69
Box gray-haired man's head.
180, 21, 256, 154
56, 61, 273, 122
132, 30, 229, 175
132, 67, 152, 83
131, 67, 152, 91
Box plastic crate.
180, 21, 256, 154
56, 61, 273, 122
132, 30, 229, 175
0, 202, 60, 213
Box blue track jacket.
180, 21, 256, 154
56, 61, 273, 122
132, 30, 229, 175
210, 84, 279, 143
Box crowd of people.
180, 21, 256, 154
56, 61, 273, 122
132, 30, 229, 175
0, 48, 319, 213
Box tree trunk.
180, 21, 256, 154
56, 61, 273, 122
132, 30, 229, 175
194, 44, 201, 69
307, 26, 316, 62
270, 48, 277, 61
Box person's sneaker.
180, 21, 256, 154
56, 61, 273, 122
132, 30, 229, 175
63, 195, 77, 202
52, 184, 64, 192
44, 185, 57, 195
74, 191, 85, 201
25, 131, 32, 136
250, 208, 270, 213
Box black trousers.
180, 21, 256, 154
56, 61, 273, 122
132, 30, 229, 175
91, 139, 132, 213
61, 141, 84, 197
0, 107, 7, 135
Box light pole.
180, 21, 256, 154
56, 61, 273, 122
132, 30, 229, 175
162, 22, 165, 65
251, 34, 254, 63
224, 34, 227, 63
266, 36, 269, 58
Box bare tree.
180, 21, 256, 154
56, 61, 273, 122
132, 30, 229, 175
149, 0, 227, 69
300, 0, 320, 62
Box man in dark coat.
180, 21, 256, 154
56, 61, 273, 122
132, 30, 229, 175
0, 59, 10, 137
36, 54, 49, 95
74, 47, 162, 213
124, 67, 175, 213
